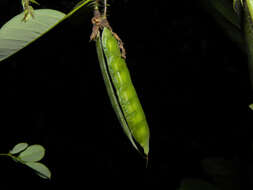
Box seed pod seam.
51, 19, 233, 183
101, 27, 150, 156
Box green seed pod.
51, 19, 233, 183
97, 27, 150, 156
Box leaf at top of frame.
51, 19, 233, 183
0, 9, 66, 62
0, 0, 94, 63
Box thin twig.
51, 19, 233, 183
104, 0, 107, 17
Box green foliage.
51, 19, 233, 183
0, 0, 150, 180
0, 9, 66, 62
1, 143, 51, 179
0, 0, 99, 181
0, 0, 100, 180
0, 0, 94, 63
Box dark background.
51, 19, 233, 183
0, 0, 252, 189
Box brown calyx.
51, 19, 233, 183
90, 9, 126, 59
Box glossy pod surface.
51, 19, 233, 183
102, 27, 150, 156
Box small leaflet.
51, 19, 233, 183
18, 144, 45, 162
25, 162, 51, 179
9, 142, 29, 154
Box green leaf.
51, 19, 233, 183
18, 144, 45, 162
9, 142, 29, 154
0, 9, 65, 62
249, 104, 253, 110
178, 179, 218, 190
25, 162, 51, 179
0, 0, 93, 63
30, 0, 40, 5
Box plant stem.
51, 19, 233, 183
0, 153, 9, 156
94, 0, 99, 10
0, 153, 15, 159
0, 153, 22, 162
104, 0, 107, 18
